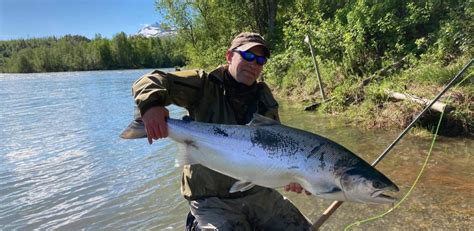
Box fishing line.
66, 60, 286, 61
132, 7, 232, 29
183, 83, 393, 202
343, 72, 472, 230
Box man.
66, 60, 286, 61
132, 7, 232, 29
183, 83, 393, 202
132, 32, 312, 230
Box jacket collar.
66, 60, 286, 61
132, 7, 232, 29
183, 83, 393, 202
208, 64, 228, 84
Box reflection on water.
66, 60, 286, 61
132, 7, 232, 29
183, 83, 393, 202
0, 70, 472, 230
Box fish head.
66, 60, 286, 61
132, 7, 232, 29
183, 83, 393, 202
340, 166, 399, 204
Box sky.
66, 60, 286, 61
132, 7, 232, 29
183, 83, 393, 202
0, 0, 165, 40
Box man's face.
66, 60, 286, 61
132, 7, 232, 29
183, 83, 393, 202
226, 46, 266, 86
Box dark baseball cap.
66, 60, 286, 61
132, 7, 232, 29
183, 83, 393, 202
229, 32, 270, 58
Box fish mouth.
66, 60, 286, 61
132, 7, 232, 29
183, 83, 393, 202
370, 190, 398, 202
371, 183, 399, 197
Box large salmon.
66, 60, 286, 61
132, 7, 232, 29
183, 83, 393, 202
120, 114, 398, 204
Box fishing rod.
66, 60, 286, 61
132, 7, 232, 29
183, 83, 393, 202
311, 58, 473, 230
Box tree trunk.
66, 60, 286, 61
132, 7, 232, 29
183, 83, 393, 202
386, 90, 453, 113
251, 0, 277, 36
266, 0, 276, 35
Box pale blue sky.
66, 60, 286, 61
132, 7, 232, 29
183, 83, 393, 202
0, 0, 164, 40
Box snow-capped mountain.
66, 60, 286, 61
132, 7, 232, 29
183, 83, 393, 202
136, 23, 177, 38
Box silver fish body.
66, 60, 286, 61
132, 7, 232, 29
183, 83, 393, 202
120, 114, 399, 204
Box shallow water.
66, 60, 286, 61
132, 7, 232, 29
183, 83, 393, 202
279, 102, 473, 230
0, 70, 472, 230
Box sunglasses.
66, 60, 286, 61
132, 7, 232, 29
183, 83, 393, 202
233, 50, 267, 66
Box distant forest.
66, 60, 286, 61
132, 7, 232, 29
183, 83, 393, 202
0, 33, 186, 73
1, 0, 471, 75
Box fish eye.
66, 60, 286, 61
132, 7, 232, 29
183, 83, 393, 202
372, 181, 382, 188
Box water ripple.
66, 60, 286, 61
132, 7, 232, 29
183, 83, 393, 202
1, 70, 472, 230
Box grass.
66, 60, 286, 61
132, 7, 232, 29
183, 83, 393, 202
266, 54, 473, 136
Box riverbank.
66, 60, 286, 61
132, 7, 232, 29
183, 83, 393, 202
0, 34, 185, 73
267, 56, 473, 137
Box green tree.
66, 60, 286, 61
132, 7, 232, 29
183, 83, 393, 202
112, 32, 134, 68
91, 36, 114, 69
7, 48, 36, 73
155, 0, 282, 68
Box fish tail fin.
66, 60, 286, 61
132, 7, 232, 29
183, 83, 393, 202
120, 119, 147, 139
120, 106, 148, 139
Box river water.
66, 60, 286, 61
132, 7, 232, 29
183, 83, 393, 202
0, 70, 472, 230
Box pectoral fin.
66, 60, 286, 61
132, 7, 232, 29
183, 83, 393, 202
316, 186, 342, 195
312, 182, 343, 196
229, 181, 255, 193
314, 185, 344, 201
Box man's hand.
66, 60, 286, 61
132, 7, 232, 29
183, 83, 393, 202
142, 106, 169, 144
284, 183, 311, 195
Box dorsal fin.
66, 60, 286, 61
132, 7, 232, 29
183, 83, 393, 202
182, 115, 194, 122
247, 113, 280, 126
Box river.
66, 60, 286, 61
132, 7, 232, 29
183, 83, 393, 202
0, 70, 472, 230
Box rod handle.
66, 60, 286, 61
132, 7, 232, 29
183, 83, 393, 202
311, 201, 344, 230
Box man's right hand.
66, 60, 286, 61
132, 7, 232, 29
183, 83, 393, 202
142, 106, 170, 144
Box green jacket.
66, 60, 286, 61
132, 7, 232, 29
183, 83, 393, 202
132, 65, 280, 200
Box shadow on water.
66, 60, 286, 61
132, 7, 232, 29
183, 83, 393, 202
0, 70, 472, 230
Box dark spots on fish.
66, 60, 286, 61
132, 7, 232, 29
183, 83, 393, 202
333, 156, 359, 175
184, 139, 198, 149
213, 127, 229, 137
332, 144, 361, 173
306, 144, 322, 159
318, 152, 326, 170
252, 129, 281, 149
250, 128, 299, 157
335, 151, 361, 166
288, 166, 299, 170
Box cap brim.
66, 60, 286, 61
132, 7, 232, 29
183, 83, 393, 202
235, 42, 270, 58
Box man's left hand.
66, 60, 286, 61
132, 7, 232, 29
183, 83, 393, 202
284, 183, 311, 195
